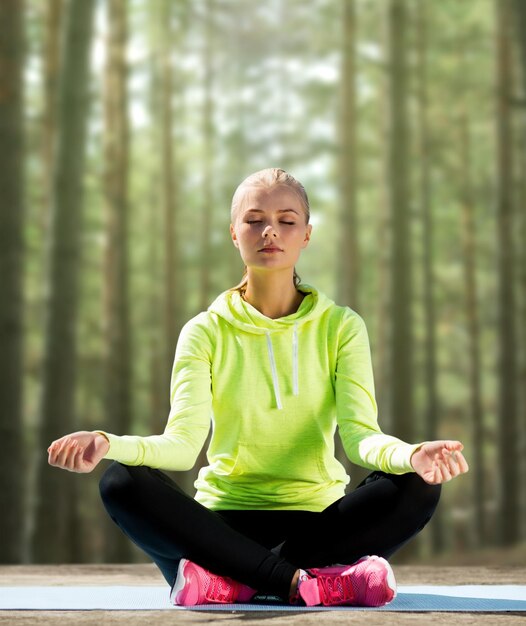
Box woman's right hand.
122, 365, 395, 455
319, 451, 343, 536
47, 431, 110, 473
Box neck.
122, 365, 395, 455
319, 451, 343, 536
241, 271, 304, 319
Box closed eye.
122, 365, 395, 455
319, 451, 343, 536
246, 221, 296, 225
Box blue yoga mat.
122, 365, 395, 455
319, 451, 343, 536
0, 585, 525, 611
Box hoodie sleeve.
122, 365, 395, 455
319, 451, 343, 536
335, 310, 427, 474
94, 315, 212, 471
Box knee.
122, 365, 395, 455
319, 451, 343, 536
405, 472, 441, 514
99, 461, 141, 507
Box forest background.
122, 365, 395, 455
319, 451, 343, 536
1, 0, 525, 570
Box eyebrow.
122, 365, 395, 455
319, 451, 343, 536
244, 208, 300, 215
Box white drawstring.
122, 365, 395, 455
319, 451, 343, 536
266, 332, 282, 409
266, 324, 299, 409
293, 321, 298, 396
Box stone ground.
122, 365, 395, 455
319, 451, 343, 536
1, 564, 525, 626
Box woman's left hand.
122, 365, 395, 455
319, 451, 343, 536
410, 440, 469, 485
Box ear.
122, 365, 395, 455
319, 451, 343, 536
230, 223, 239, 248
302, 224, 312, 248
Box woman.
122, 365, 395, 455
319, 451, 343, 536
48, 168, 469, 608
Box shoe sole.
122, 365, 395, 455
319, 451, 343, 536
383, 558, 397, 600
366, 556, 397, 604
170, 558, 194, 605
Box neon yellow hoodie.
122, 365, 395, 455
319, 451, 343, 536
96, 283, 426, 511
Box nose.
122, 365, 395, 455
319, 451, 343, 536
263, 224, 277, 237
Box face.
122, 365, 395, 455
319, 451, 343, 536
230, 186, 312, 275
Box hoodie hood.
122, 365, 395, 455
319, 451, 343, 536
207, 283, 334, 409
207, 283, 334, 334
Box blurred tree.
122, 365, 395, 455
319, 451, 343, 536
159, 0, 196, 494
513, 0, 526, 92
415, 0, 445, 554
198, 0, 216, 312
337, 0, 359, 312
160, 0, 180, 387
147, 0, 167, 443
456, 35, 485, 547
222, 0, 256, 287
41, 0, 63, 230
387, 0, 413, 445
372, 8, 392, 438
512, 0, 526, 544
32, 0, 96, 562
495, 0, 520, 546
225, 0, 253, 288
0, 0, 25, 563
102, 0, 132, 562
190, 0, 217, 495
334, 0, 358, 478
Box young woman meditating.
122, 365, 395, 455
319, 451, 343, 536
48, 168, 469, 607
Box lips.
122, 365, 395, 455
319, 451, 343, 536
259, 246, 283, 252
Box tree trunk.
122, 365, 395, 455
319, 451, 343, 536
159, 0, 192, 493
495, 0, 519, 546
101, 0, 132, 563
512, 0, 526, 549
160, 0, 179, 384
517, 107, 526, 548
374, 36, 392, 438
147, 0, 166, 438
512, 0, 526, 93
41, 0, 63, 230
199, 0, 215, 312
31, 0, 96, 563
333, 0, 359, 479
387, 0, 413, 444
337, 0, 359, 312
415, 0, 445, 554
0, 0, 25, 564
455, 38, 485, 548
225, 0, 251, 287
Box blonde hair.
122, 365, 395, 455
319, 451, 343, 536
229, 168, 310, 295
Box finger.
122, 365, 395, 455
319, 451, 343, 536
48, 440, 63, 465
431, 461, 441, 485
435, 453, 452, 482
444, 449, 471, 480
444, 440, 464, 452
55, 437, 69, 453
67, 440, 85, 471
65, 441, 81, 471
55, 438, 74, 467
48, 447, 60, 466
456, 452, 469, 473
71, 443, 89, 472
447, 459, 461, 478
48, 446, 57, 466
52, 439, 69, 463
442, 450, 461, 477
441, 446, 458, 461
48, 440, 60, 458
423, 459, 439, 485
439, 460, 452, 482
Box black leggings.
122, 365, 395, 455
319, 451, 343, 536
99, 462, 441, 600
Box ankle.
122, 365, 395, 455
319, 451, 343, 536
289, 569, 311, 604
289, 569, 301, 600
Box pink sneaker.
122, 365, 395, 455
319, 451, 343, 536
170, 558, 257, 606
298, 555, 397, 607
